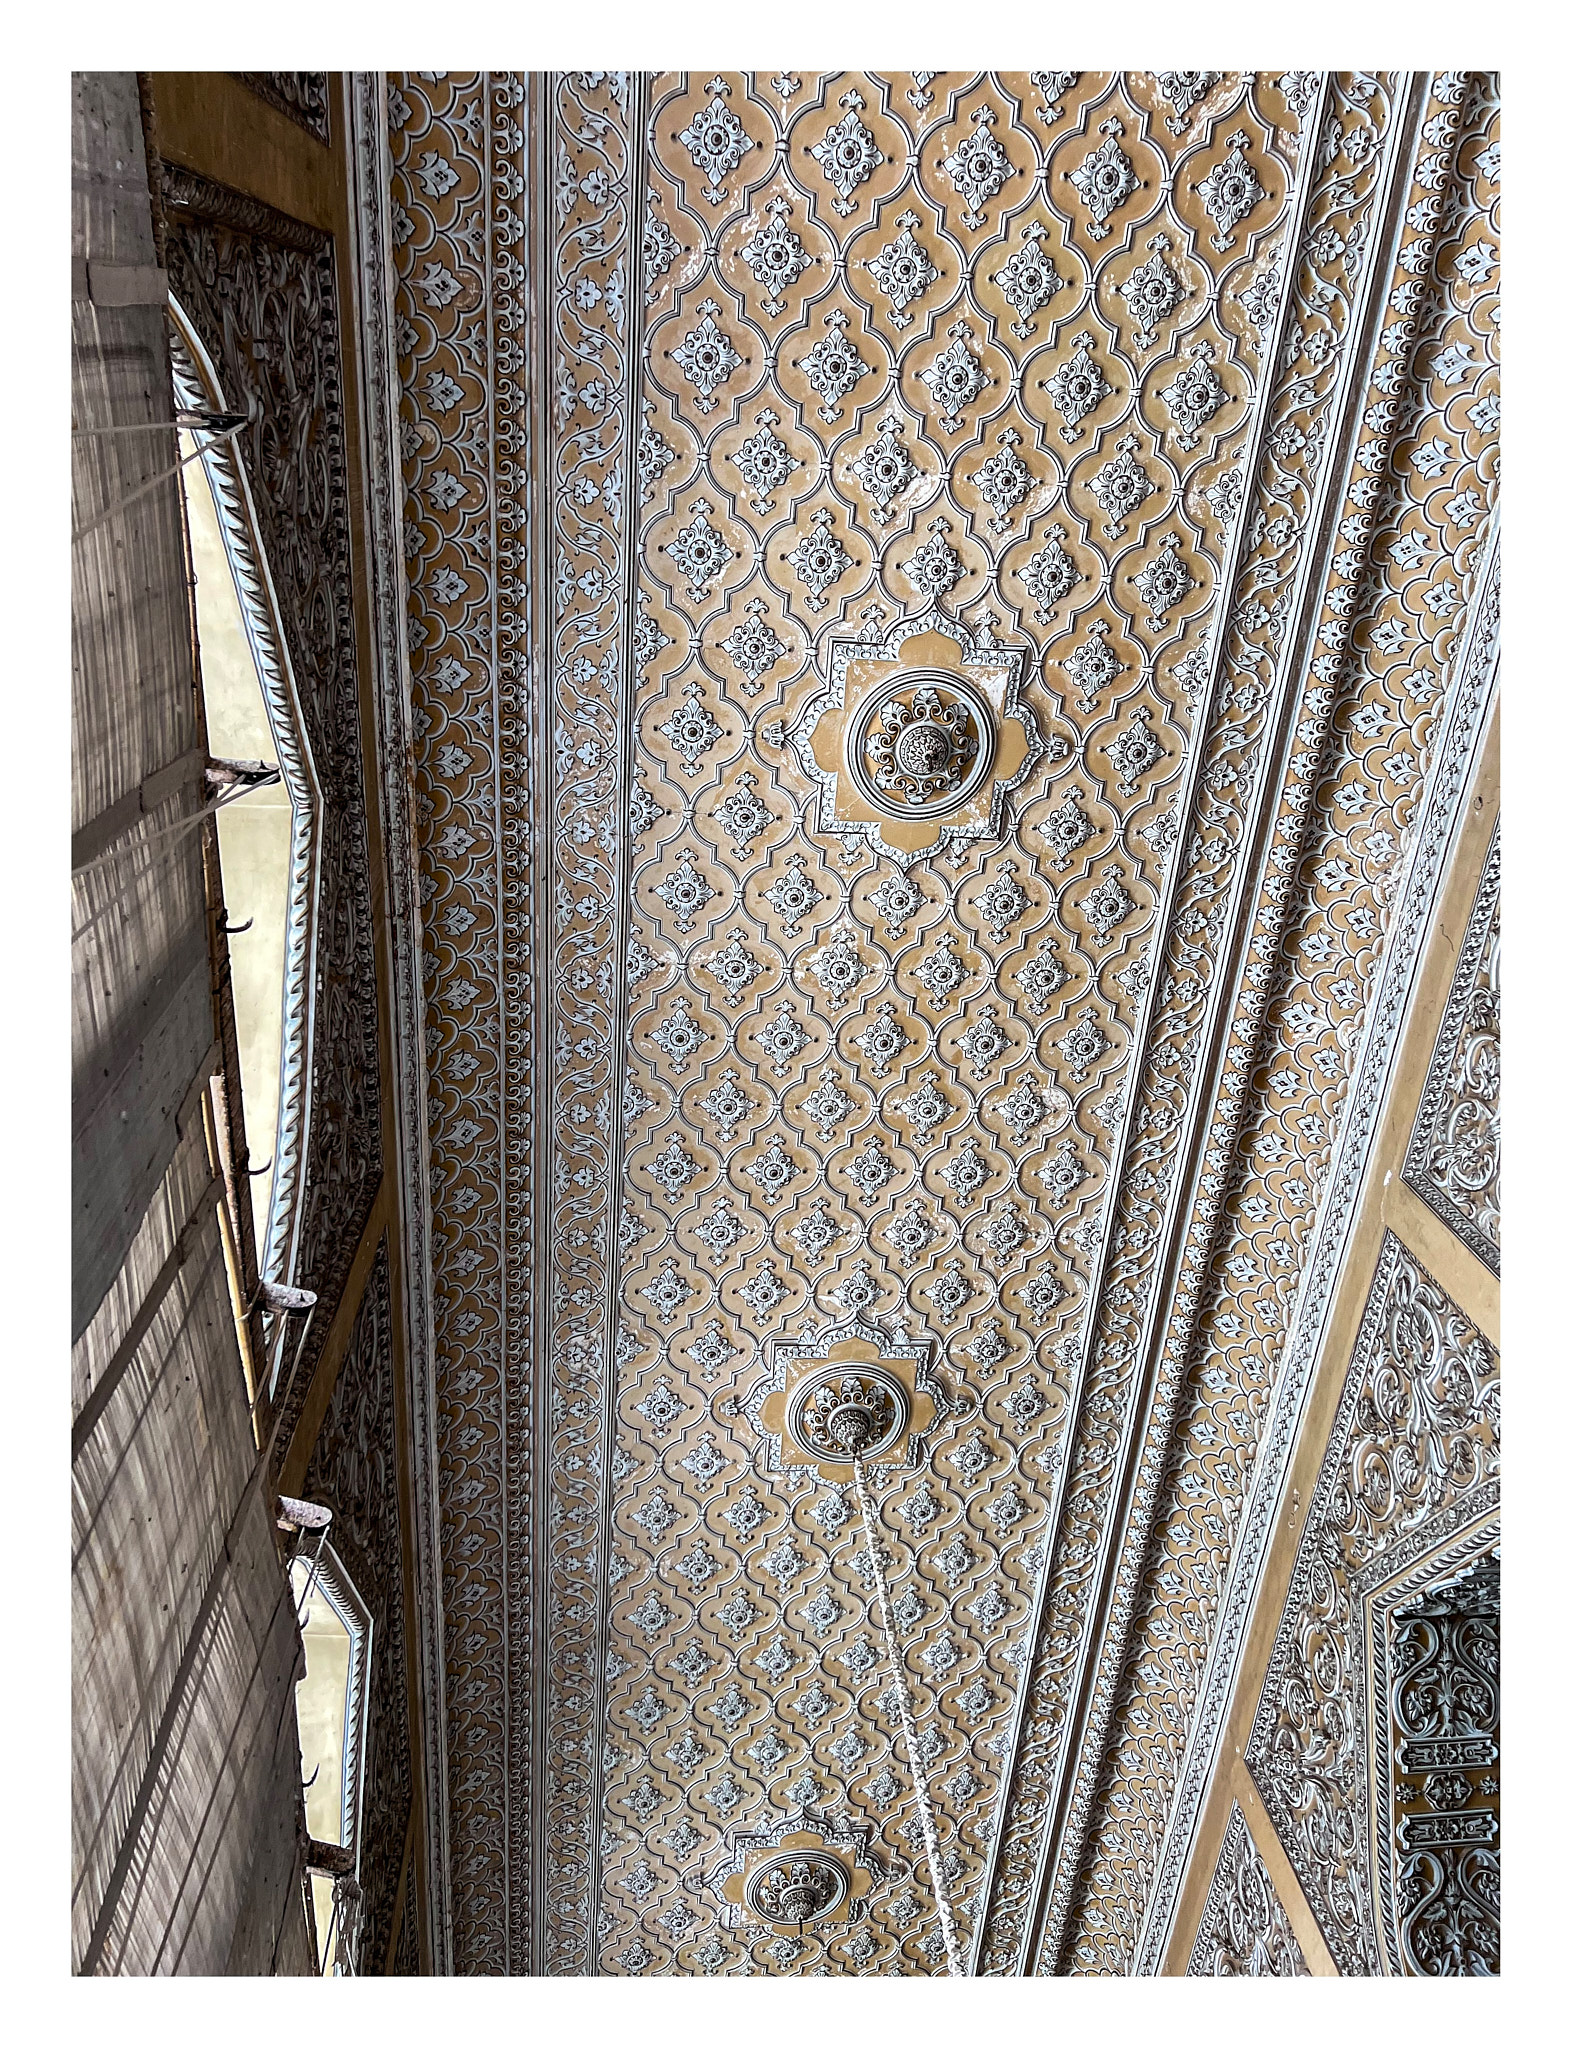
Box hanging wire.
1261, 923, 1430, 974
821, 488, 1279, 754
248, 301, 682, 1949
71, 414, 248, 545
851, 1453, 966, 1977
70, 771, 281, 943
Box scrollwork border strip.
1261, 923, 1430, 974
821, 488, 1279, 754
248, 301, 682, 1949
347, 70, 452, 1975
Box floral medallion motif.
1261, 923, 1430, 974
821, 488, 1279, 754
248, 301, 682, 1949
670, 301, 743, 413
811, 102, 885, 215
942, 105, 1016, 227
784, 607, 1044, 866
866, 213, 938, 327
1070, 120, 1141, 238
990, 221, 1065, 338
919, 322, 990, 432
679, 80, 756, 204
738, 197, 814, 316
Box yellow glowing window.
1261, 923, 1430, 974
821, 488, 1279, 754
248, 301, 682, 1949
171, 304, 321, 1395
290, 1547, 371, 1974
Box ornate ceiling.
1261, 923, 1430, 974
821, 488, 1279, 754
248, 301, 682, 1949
370, 69, 1500, 1973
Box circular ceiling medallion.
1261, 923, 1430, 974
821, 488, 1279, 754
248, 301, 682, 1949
845, 668, 995, 820
744, 1851, 850, 1928
785, 1364, 910, 1462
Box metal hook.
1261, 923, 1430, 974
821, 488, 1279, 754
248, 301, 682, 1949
221, 914, 254, 936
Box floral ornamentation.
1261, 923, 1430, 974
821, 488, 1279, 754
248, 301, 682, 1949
1198, 132, 1266, 250
926, 1259, 975, 1323
919, 322, 989, 432
1118, 234, 1187, 349
976, 862, 1029, 943
657, 678, 725, 773
757, 1000, 810, 1076
1402, 832, 1499, 1272
730, 409, 801, 514
811, 925, 867, 1007
1016, 936, 1068, 1012
1133, 537, 1196, 629
1043, 331, 1112, 442
670, 300, 743, 413
707, 928, 766, 1005
747, 1138, 801, 1203
634, 588, 673, 678
790, 1199, 845, 1267
644, 208, 680, 303
899, 519, 964, 601
845, 1139, 897, 1201
977, 1202, 1032, 1263
738, 197, 814, 316
1019, 525, 1082, 620
886, 1198, 937, 1266
866, 213, 938, 327
868, 869, 922, 939
811, 102, 885, 215
1031, 71, 1078, 122
1153, 71, 1220, 132
763, 854, 825, 937
1161, 349, 1228, 449
968, 429, 1033, 532
939, 1135, 992, 1206
719, 598, 788, 690
1088, 435, 1156, 539
915, 933, 969, 1005
852, 1001, 912, 1078
990, 221, 1064, 339
696, 1195, 749, 1258
651, 996, 711, 1074
739, 1261, 789, 1323
680, 80, 756, 204
664, 499, 733, 601
800, 1071, 855, 1141
1080, 863, 1137, 944
1187, 1805, 1309, 1976
786, 506, 854, 611
893, 1073, 956, 1145
1069, 119, 1141, 238
850, 414, 919, 523
1064, 627, 1124, 714
639, 400, 677, 505
655, 852, 716, 931
714, 770, 774, 854
1055, 1006, 1110, 1080
698, 1071, 752, 1143
1105, 703, 1164, 793
942, 105, 1016, 227
797, 309, 873, 423
959, 1007, 1007, 1077
1246, 1235, 1500, 1973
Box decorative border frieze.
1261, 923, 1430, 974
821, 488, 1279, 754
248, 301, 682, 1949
1402, 825, 1500, 1273
348, 70, 452, 1974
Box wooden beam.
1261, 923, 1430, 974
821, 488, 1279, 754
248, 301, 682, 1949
277, 1176, 389, 1500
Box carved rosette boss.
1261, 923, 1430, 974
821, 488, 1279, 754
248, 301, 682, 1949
699, 1805, 884, 1931
780, 605, 1048, 869
745, 1314, 961, 1480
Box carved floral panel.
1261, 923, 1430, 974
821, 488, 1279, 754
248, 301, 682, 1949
1245, 1231, 1499, 1974
1186, 1803, 1307, 1976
